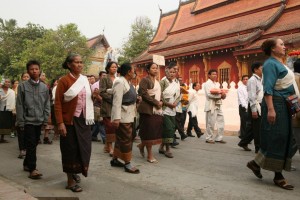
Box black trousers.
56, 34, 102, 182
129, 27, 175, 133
238, 105, 248, 139
181, 110, 187, 127
174, 112, 186, 138
173, 112, 185, 142
23, 124, 41, 172
17, 127, 26, 151
238, 107, 261, 152
187, 111, 202, 134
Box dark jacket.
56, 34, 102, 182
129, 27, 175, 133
16, 79, 50, 127
100, 77, 113, 117
137, 76, 161, 115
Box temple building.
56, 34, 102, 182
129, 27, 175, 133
132, 0, 300, 85
86, 34, 110, 76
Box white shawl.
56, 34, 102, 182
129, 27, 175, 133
187, 89, 199, 117
148, 79, 163, 115
0, 88, 15, 111
275, 64, 300, 96
63, 74, 94, 125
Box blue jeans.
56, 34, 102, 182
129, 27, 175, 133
92, 121, 106, 141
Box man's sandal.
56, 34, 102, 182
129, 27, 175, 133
65, 184, 83, 192
28, 170, 43, 179
273, 179, 294, 190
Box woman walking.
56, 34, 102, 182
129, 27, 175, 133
159, 63, 181, 158
110, 63, 140, 173
100, 62, 118, 156
137, 62, 163, 163
55, 53, 94, 192
247, 38, 299, 190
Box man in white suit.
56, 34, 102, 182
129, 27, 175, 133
204, 69, 226, 144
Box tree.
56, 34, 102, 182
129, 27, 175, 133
0, 19, 46, 76
120, 16, 155, 64
8, 23, 93, 81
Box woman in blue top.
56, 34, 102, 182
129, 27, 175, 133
247, 38, 298, 190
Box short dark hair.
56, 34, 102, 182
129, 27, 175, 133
294, 59, 300, 73
26, 60, 40, 71
119, 63, 132, 77
11, 79, 18, 85
105, 61, 118, 73
146, 62, 158, 72
62, 53, 80, 70
251, 62, 262, 73
99, 71, 106, 76
192, 82, 199, 89
241, 75, 248, 81
208, 69, 217, 75
168, 62, 177, 69
261, 38, 279, 56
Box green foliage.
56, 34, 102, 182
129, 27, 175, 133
0, 19, 47, 78
0, 20, 93, 82
121, 16, 155, 62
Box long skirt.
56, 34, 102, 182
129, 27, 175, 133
103, 117, 116, 142
254, 97, 295, 172
113, 123, 133, 163
162, 115, 175, 144
60, 114, 91, 177
139, 113, 162, 146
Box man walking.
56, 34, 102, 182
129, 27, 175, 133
238, 62, 263, 153
16, 60, 50, 179
204, 69, 226, 144
187, 82, 203, 138
237, 75, 249, 147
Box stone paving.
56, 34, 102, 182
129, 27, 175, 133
0, 133, 299, 200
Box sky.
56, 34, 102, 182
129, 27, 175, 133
0, 0, 180, 48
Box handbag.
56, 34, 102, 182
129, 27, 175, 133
286, 94, 300, 116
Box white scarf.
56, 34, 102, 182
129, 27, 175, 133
63, 74, 94, 125
0, 88, 15, 111
275, 64, 300, 96
162, 79, 180, 101
147, 79, 163, 115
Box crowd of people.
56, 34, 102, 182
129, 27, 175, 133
0, 37, 300, 192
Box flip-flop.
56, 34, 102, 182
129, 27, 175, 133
28, 170, 43, 179
273, 179, 294, 190
164, 152, 174, 158
65, 184, 83, 192
137, 144, 145, 158
147, 159, 158, 163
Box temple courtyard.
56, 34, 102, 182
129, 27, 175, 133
0, 133, 300, 200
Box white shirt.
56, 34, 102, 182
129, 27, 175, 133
187, 89, 200, 117
237, 84, 248, 109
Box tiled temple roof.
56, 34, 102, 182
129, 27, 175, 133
133, 0, 300, 65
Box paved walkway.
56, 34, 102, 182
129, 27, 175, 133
0, 178, 37, 200
0, 134, 299, 200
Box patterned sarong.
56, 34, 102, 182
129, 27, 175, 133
113, 123, 133, 163
60, 114, 91, 177
139, 113, 162, 146
255, 97, 295, 172
162, 115, 175, 144
103, 117, 116, 142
